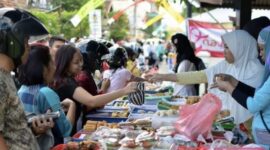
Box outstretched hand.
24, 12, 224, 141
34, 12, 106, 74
124, 82, 138, 94
143, 73, 163, 83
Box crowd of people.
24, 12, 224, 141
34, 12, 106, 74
0, 7, 270, 150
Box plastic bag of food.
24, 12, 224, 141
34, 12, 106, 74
174, 93, 222, 140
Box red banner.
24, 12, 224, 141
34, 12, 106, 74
187, 19, 234, 57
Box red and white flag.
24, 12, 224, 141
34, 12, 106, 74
187, 19, 234, 57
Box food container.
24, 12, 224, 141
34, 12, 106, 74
128, 106, 157, 120
136, 131, 156, 148
144, 96, 171, 105
86, 109, 128, 123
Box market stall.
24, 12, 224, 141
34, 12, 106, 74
52, 83, 264, 150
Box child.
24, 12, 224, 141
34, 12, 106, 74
103, 47, 146, 93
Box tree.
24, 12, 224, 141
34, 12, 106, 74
31, 10, 89, 39
108, 11, 130, 42
51, 0, 89, 11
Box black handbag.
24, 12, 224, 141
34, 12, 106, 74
260, 111, 270, 134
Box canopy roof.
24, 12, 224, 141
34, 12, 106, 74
199, 0, 270, 9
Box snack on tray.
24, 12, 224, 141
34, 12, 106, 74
156, 109, 178, 117
220, 109, 231, 118
119, 131, 138, 148
84, 120, 119, 131
107, 123, 119, 128
186, 96, 200, 104
133, 117, 152, 125
215, 109, 231, 121
80, 140, 100, 150
105, 137, 120, 147
65, 140, 100, 150
156, 126, 175, 137
113, 100, 129, 108
119, 137, 137, 148
111, 110, 129, 118
136, 131, 156, 148
157, 100, 179, 110
83, 121, 98, 132
97, 121, 107, 129
66, 142, 79, 150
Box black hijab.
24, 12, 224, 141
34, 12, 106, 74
243, 16, 270, 64
243, 16, 270, 40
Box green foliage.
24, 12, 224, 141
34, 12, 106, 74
108, 12, 130, 42
31, 10, 89, 39
30, 10, 60, 35
51, 0, 89, 11
59, 11, 89, 39
31, 1, 129, 40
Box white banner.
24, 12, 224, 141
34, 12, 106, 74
89, 9, 102, 39
187, 19, 234, 57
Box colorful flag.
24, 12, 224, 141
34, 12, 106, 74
70, 0, 104, 27
156, 0, 184, 23
142, 14, 164, 29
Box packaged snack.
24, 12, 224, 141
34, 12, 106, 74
105, 137, 120, 147
220, 109, 231, 118
83, 120, 98, 131
156, 126, 175, 137
66, 142, 79, 150
156, 110, 178, 117
186, 96, 200, 104
79, 140, 100, 150
119, 137, 137, 148
136, 131, 156, 148
155, 136, 174, 149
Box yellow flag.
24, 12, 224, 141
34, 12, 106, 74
70, 0, 104, 27
143, 14, 164, 29
156, 0, 184, 23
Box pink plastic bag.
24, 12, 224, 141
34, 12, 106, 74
174, 93, 222, 140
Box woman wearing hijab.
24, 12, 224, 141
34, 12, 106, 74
243, 16, 270, 64
171, 33, 206, 96
243, 16, 270, 40
213, 26, 270, 149
146, 30, 264, 124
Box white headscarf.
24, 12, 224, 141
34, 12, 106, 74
205, 30, 264, 124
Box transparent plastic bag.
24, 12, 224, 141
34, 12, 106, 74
174, 93, 222, 140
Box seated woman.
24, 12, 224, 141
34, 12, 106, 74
51, 45, 138, 134
212, 26, 270, 149
18, 45, 76, 147
146, 30, 265, 124
170, 33, 206, 96
103, 47, 146, 93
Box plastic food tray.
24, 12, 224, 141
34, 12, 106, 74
128, 106, 157, 119
103, 100, 130, 110
86, 110, 128, 123
144, 96, 171, 105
